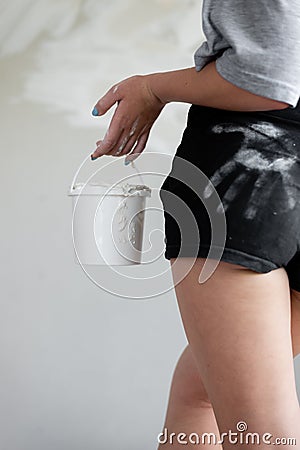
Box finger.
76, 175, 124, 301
95, 103, 132, 155
111, 117, 146, 156
117, 124, 148, 157
93, 113, 141, 158
93, 129, 132, 159
92, 84, 120, 117
92, 116, 125, 159
105, 130, 140, 158
92, 130, 123, 159
112, 123, 149, 157
124, 130, 150, 164
105, 132, 132, 156
115, 132, 140, 156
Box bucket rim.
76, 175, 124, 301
68, 182, 152, 197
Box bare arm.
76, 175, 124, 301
91, 61, 289, 161
146, 61, 289, 111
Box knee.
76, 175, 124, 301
170, 345, 213, 409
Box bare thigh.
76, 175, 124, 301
291, 289, 300, 356
170, 257, 300, 445
173, 288, 300, 406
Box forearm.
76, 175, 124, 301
90, 60, 290, 161
146, 61, 289, 112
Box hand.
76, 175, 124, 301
91, 75, 166, 163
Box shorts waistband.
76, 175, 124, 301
189, 97, 300, 126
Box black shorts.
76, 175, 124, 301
159, 101, 300, 292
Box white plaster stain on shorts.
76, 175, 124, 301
204, 122, 298, 219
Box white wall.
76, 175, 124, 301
1, 2, 299, 449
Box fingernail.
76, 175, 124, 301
124, 159, 131, 166
91, 154, 97, 161
92, 107, 98, 116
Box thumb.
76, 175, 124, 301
92, 86, 120, 117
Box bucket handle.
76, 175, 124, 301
70, 153, 92, 192
69, 154, 146, 193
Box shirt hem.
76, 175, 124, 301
215, 57, 300, 108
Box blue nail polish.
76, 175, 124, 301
124, 160, 131, 166
91, 154, 97, 161
92, 107, 98, 116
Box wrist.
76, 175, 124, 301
145, 72, 171, 106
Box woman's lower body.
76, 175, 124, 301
158, 103, 300, 449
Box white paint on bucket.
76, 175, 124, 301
69, 182, 151, 265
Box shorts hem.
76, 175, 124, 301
164, 244, 279, 273
290, 282, 300, 293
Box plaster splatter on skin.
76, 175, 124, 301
116, 135, 130, 154
204, 121, 299, 220
129, 118, 139, 137
113, 85, 119, 94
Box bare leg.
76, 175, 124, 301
157, 344, 222, 449
291, 289, 300, 357
158, 258, 300, 450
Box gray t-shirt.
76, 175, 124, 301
194, 0, 300, 107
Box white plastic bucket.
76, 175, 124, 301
69, 180, 151, 266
